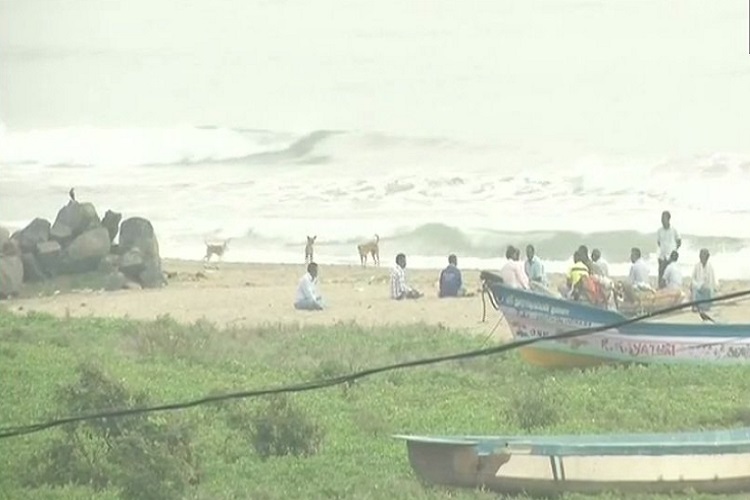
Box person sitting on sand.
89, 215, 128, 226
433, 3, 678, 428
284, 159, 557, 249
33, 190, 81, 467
590, 248, 609, 278
499, 245, 530, 290
294, 262, 324, 310
524, 244, 548, 286
391, 253, 423, 300
439, 254, 466, 297
691, 248, 717, 312
661, 250, 683, 291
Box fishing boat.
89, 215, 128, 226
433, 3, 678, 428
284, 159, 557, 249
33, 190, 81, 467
483, 279, 750, 368
395, 428, 750, 496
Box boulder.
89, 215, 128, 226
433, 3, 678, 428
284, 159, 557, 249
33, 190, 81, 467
0, 254, 24, 299
139, 260, 166, 289
119, 217, 164, 288
0, 226, 9, 249
11, 218, 50, 253
2, 239, 21, 257
119, 217, 155, 252
60, 227, 111, 274
98, 254, 121, 274
120, 247, 145, 276
21, 253, 47, 282
50, 201, 100, 242
49, 224, 72, 245
36, 240, 63, 276
124, 280, 142, 291
101, 210, 122, 243
104, 271, 128, 291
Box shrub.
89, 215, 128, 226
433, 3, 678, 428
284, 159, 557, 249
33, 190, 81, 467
511, 386, 560, 432
24, 363, 200, 500
248, 395, 324, 460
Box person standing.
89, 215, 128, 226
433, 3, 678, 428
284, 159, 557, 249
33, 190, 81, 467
657, 210, 682, 288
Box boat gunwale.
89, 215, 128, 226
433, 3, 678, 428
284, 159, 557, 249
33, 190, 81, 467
394, 428, 750, 456
489, 282, 750, 338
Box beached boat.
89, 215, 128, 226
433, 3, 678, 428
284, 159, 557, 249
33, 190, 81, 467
484, 280, 750, 368
395, 428, 750, 496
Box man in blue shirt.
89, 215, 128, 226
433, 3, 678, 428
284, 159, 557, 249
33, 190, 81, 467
524, 244, 548, 286
439, 254, 464, 297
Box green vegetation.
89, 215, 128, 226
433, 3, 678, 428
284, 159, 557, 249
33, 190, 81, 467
2, 310, 750, 499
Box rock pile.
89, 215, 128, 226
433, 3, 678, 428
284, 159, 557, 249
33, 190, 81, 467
0, 198, 165, 299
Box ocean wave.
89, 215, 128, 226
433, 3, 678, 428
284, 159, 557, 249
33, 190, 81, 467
234, 222, 747, 263
0, 125, 342, 168
160, 235, 750, 282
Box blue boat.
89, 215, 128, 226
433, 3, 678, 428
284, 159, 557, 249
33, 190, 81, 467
484, 281, 750, 368
395, 428, 750, 495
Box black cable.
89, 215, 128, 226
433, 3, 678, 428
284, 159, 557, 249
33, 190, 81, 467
1, 288, 748, 440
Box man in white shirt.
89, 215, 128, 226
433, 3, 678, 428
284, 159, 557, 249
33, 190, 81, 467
590, 248, 609, 278
656, 210, 682, 289
391, 253, 423, 300
691, 248, 718, 311
628, 247, 651, 288
499, 246, 530, 290
661, 250, 683, 291
294, 262, 324, 310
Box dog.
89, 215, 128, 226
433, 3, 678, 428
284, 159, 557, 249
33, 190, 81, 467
305, 235, 317, 263
203, 238, 231, 266
357, 234, 380, 267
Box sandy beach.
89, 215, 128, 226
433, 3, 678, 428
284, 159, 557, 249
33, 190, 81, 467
5, 260, 511, 340
6, 259, 750, 341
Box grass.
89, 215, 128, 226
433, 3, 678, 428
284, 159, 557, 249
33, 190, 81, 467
2, 310, 750, 499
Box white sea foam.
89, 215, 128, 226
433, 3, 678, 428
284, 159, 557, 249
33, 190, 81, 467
2, 128, 750, 281
2, 0, 749, 278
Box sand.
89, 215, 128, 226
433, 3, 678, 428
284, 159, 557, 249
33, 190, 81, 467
6, 260, 750, 340
5, 260, 511, 341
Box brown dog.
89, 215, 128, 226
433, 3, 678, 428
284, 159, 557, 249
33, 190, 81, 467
357, 234, 380, 267
203, 238, 230, 265
305, 235, 316, 263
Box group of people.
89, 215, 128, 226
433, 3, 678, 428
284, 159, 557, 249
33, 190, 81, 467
293, 252, 471, 310
293, 210, 720, 312
495, 210, 719, 311
621, 211, 717, 310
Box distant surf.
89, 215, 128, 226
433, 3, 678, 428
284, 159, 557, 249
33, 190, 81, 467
2, 125, 750, 280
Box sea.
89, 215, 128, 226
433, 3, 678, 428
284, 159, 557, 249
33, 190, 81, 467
1, 0, 749, 279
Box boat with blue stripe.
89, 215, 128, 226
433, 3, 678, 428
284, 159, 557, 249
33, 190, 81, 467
484, 280, 750, 368
395, 427, 750, 495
